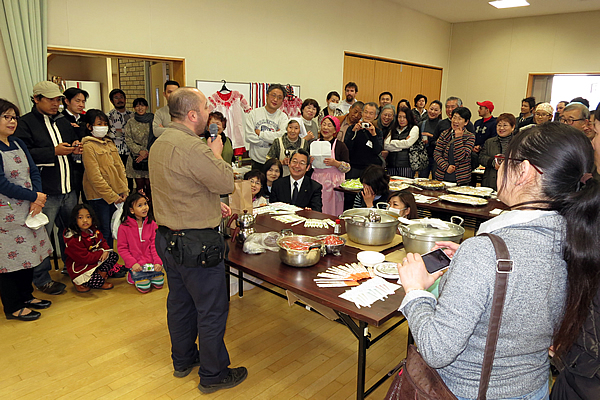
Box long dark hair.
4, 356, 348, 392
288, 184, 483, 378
500, 123, 600, 356
67, 204, 99, 233
120, 192, 154, 224
388, 106, 416, 140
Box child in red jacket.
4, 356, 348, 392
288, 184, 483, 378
64, 204, 121, 292
117, 193, 164, 293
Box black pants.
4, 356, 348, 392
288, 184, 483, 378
155, 231, 231, 385
0, 268, 34, 315
251, 160, 265, 173
551, 367, 600, 400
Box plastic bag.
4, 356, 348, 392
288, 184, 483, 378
243, 232, 281, 254
111, 203, 124, 239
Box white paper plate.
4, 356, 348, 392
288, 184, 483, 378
373, 262, 400, 280
25, 212, 49, 230
357, 251, 385, 267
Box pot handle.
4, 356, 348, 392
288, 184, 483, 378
451, 216, 464, 226
376, 202, 390, 210
227, 214, 238, 228
231, 227, 240, 243
308, 244, 322, 252
280, 228, 294, 236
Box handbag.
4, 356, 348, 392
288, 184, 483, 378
385, 233, 512, 400
409, 135, 429, 171
132, 158, 149, 171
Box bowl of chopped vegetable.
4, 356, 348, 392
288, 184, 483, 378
317, 235, 346, 256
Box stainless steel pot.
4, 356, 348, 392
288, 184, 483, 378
399, 216, 464, 254
340, 208, 400, 246
277, 235, 322, 267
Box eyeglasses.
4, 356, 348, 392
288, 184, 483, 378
560, 117, 586, 125
534, 113, 551, 118
290, 159, 307, 167
494, 155, 543, 174
1, 114, 18, 122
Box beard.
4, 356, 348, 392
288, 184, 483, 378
346, 94, 354, 102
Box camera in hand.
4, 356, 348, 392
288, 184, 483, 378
142, 263, 154, 272
361, 122, 370, 129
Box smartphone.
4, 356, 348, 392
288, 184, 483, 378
421, 248, 451, 274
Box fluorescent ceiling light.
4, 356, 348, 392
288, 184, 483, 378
489, 0, 530, 9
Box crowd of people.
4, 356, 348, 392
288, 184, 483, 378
1, 77, 600, 398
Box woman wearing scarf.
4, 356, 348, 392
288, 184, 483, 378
376, 104, 395, 140
478, 113, 516, 190
124, 98, 153, 202
310, 116, 350, 216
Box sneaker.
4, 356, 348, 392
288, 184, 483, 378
198, 367, 248, 394
37, 281, 66, 295
112, 265, 127, 279
173, 358, 201, 378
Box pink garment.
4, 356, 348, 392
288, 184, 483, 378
281, 96, 302, 118
311, 140, 345, 217
208, 91, 252, 150
117, 217, 162, 268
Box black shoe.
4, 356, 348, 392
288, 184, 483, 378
61, 267, 68, 275
6, 308, 41, 321
198, 367, 248, 394
173, 357, 201, 378
37, 281, 66, 295
24, 298, 52, 309
111, 265, 128, 279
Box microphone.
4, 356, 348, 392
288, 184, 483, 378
209, 123, 218, 140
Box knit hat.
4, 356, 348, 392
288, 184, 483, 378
322, 115, 341, 133
535, 102, 554, 115
32, 81, 63, 98
476, 100, 494, 113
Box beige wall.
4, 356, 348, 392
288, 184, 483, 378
0, 0, 451, 109
447, 10, 600, 118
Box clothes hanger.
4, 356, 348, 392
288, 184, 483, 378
219, 80, 231, 94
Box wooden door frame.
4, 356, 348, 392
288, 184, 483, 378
47, 46, 186, 86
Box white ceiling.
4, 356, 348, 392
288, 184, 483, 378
390, 0, 600, 23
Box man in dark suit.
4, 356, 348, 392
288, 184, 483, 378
270, 149, 322, 212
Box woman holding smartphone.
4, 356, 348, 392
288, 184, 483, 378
397, 122, 600, 400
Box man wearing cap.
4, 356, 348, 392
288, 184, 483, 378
14, 81, 82, 295
473, 101, 497, 154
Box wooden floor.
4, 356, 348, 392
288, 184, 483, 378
0, 267, 409, 400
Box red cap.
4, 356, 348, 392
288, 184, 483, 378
477, 101, 494, 113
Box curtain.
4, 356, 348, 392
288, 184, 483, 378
0, 0, 47, 111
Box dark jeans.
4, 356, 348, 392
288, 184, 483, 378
0, 267, 35, 315
156, 231, 231, 385
33, 191, 77, 287
88, 199, 116, 249
418, 158, 435, 179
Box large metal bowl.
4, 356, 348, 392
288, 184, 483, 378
340, 208, 400, 246
277, 235, 322, 267
399, 217, 464, 254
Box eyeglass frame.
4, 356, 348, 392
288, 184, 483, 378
560, 117, 586, 125
494, 154, 543, 174
0, 114, 18, 123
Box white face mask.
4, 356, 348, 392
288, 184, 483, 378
92, 126, 109, 138
328, 102, 338, 111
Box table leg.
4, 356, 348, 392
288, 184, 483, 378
238, 270, 244, 297
356, 320, 368, 400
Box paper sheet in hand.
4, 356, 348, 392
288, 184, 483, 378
310, 141, 331, 169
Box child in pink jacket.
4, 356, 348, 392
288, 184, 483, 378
117, 193, 164, 293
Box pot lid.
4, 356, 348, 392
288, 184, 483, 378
405, 218, 464, 236
341, 208, 398, 224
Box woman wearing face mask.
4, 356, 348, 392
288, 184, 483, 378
82, 109, 129, 249
317, 91, 344, 126
387, 190, 418, 219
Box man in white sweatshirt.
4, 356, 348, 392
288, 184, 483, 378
245, 84, 289, 171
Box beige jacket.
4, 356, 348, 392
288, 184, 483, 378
149, 122, 234, 230
82, 136, 129, 203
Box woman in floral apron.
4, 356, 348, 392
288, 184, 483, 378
310, 116, 351, 216
0, 99, 53, 321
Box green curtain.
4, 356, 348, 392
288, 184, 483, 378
0, 0, 47, 111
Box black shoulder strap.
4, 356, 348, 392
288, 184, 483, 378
477, 233, 512, 400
